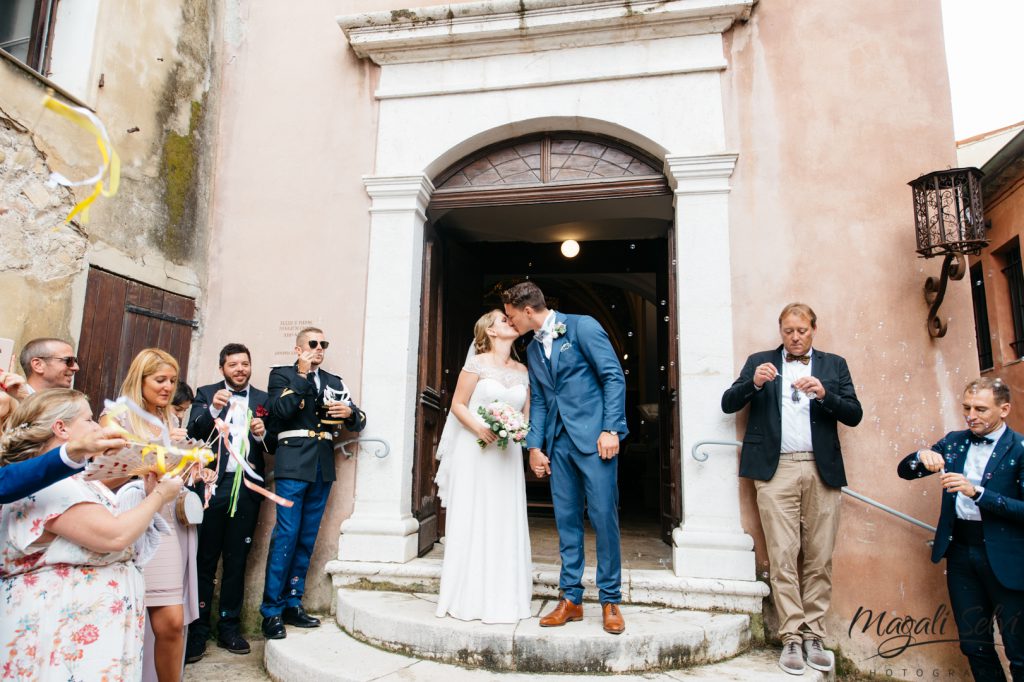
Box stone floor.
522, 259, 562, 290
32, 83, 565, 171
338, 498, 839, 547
184, 639, 268, 681
424, 514, 672, 571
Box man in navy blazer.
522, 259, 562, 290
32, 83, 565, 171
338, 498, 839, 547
186, 343, 277, 660
0, 426, 126, 504
503, 282, 628, 635
722, 303, 862, 675
898, 377, 1024, 681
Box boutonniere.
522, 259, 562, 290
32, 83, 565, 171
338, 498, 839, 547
254, 405, 269, 419
552, 322, 567, 339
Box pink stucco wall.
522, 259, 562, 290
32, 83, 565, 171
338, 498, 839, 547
724, 0, 975, 675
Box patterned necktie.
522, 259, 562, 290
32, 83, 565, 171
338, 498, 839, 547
785, 352, 810, 365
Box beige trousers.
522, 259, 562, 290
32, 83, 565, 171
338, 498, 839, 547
754, 453, 841, 643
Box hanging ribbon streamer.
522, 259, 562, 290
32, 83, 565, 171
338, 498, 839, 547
41, 94, 121, 224
211, 413, 294, 511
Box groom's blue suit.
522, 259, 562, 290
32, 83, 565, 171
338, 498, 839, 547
527, 312, 628, 604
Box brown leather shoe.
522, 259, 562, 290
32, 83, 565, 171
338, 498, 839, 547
539, 599, 583, 627
602, 603, 625, 634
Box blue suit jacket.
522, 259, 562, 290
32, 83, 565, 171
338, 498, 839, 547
0, 447, 77, 504
897, 427, 1024, 591
526, 313, 628, 455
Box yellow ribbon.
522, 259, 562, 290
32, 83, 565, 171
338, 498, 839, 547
41, 95, 120, 224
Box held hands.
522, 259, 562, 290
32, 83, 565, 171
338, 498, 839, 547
476, 423, 499, 445
529, 449, 551, 478
326, 402, 353, 419
66, 426, 129, 463
212, 388, 232, 411
251, 417, 267, 438
0, 370, 28, 399
752, 363, 777, 388
941, 472, 977, 498
297, 350, 317, 375
598, 431, 620, 460
791, 376, 826, 400
917, 449, 946, 473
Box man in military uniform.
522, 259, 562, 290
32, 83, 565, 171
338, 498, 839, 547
260, 326, 366, 639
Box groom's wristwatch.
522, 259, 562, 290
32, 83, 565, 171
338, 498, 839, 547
605, 431, 618, 436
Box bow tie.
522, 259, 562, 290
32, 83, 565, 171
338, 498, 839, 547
967, 433, 995, 446
230, 389, 248, 397
535, 329, 550, 341
785, 352, 810, 365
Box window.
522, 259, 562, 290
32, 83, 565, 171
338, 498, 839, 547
970, 263, 994, 370
0, 0, 57, 73
1001, 242, 1024, 359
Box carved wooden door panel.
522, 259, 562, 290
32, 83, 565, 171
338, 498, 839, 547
413, 227, 445, 556
658, 230, 682, 542
77, 267, 196, 418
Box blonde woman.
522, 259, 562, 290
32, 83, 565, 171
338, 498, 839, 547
103, 348, 201, 681
433, 310, 533, 623
0, 389, 183, 681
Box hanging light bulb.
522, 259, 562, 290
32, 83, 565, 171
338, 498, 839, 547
560, 239, 580, 258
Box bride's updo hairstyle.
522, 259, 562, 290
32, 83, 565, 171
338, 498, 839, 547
473, 310, 502, 354
1, 389, 88, 466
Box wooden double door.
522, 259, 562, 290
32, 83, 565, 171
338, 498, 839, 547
75, 267, 197, 417
410, 230, 682, 555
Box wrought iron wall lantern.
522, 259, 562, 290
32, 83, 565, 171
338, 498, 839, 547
909, 167, 987, 338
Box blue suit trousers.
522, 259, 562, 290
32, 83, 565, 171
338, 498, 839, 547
550, 426, 621, 604
260, 466, 332, 617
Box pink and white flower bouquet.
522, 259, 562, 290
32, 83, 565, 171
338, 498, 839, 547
476, 401, 530, 449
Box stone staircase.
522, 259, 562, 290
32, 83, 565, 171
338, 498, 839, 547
263, 557, 835, 681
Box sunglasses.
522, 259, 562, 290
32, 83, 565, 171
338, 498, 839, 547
40, 356, 79, 367
307, 340, 330, 350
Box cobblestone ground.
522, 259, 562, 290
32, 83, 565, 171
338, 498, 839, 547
183, 638, 270, 681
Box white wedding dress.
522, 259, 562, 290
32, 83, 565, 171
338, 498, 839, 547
434, 354, 533, 623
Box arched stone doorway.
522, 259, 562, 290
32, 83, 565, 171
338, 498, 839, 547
410, 132, 682, 556
334, 0, 757, 586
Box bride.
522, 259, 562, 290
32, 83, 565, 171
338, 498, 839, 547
434, 309, 533, 623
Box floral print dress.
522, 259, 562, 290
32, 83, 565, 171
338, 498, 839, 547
0, 476, 145, 681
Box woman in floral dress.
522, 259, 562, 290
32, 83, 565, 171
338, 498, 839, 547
0, 389, 182, 681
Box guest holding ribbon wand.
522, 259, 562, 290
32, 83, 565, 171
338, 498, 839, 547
0, 389, 183, 681
101, 348, 206, 681
185, 342, 277, 662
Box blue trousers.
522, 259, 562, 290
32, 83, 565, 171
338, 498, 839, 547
260, 471, 332, 617
550, 427, 621, 604
946, 539, 1024, 681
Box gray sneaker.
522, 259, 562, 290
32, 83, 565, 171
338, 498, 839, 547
803, 637, 832, 672
779, 640, 805, 675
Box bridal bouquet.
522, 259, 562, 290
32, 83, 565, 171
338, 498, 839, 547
476, 401, 530, 449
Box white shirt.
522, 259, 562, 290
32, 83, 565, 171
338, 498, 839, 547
954, 423, 1004, 521
780, 348, 814, 453
208, 382, 250, 473
536, 310, 558, 359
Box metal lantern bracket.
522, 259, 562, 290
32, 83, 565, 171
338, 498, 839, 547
923, 253, 967, 338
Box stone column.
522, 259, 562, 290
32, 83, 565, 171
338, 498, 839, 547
665, 154, 756, 581
338, 174, 433, 563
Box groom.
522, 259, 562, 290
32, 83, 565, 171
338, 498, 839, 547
503, 281, 629, 634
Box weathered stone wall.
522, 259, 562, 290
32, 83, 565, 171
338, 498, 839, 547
0, 0, 217, 368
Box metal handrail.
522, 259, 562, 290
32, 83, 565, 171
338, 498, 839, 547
690, 439, 937, 533
336, 437, 391, 459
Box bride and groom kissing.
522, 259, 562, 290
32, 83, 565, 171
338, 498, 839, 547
433, 281, 629, 634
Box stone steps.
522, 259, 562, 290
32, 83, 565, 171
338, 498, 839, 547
265, 624, 833, 681
336, 589, 750, 673
326, 557, 769, 613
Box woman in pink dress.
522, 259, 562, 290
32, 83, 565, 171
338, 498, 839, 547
0, 389, 182, 681
103, 348, 202, 681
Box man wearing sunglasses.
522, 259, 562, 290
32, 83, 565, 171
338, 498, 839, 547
260, 326, 366, 639
721, 303, 862, 676
1, 338, 80, 399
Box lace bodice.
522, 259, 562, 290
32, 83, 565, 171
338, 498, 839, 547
464, 355, 528, 411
